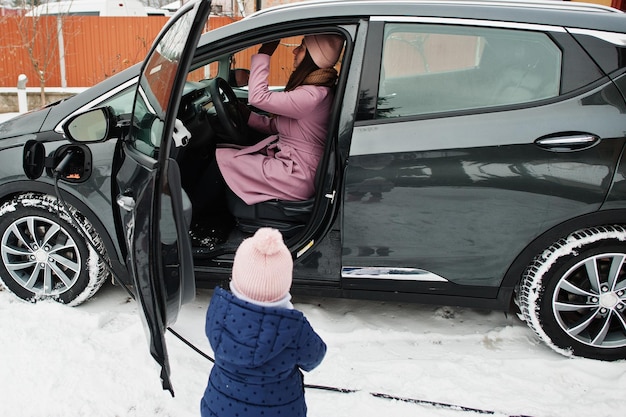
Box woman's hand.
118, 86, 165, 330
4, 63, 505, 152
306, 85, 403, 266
258, 40, 280, 56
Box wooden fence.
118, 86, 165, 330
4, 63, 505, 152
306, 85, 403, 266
0, 15, 241, 88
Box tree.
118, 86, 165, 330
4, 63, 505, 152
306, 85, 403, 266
14, 0, 68, 105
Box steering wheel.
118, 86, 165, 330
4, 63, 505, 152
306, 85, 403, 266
208, 77, 248, 145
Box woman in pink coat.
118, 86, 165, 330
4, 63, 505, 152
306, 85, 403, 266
192, 34, 344, 226
216, 34, 344, 205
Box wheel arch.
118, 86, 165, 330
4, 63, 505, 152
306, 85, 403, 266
0, 180, 129, 284
499, 209, 626, 308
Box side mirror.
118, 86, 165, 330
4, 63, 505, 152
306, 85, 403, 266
229, 68, 250, 87
63, 107, 118, 143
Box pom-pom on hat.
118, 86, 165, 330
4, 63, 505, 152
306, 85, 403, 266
304, 34, 344, 69
231, 228, 293, 303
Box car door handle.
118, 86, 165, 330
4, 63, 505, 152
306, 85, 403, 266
534, 133, 600, 152
116, 195, 136, 212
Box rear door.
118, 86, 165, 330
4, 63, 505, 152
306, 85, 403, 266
342, 18, 626, 296
114, 0, 212, 394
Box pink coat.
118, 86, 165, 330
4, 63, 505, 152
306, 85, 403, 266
216, 54, 334, 205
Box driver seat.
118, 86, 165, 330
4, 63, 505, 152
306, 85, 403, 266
226, 162, 323, 237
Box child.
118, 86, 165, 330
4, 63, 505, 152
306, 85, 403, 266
201, 227, 327, 417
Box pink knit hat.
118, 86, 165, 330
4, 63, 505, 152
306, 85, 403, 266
231, 228, 293, 303
304, 34, 344, 69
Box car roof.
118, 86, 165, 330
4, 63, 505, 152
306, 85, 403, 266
251, 0, 623, 17
235, 0, 626, 33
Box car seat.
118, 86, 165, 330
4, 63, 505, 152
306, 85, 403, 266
226, 161, 323, 237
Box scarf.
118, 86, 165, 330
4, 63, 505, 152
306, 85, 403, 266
302, 68, 338, 88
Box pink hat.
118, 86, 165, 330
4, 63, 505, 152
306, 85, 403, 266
231, 228, 293, 303
304, 34, 344, 69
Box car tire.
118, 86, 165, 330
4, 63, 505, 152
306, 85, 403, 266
0, 193, 108, 306
517, 225, 626, 360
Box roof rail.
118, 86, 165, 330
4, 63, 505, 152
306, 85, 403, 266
246, 0, 623, 19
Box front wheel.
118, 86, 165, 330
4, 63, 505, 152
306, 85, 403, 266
517, 226, 626, 360
0, 193, 109, 306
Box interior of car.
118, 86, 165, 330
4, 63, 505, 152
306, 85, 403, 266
170, 33, 347, 256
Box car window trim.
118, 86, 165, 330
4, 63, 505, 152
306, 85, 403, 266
566, 28, 626, 46
370, 15, 566, 33
342, 266, 449, 282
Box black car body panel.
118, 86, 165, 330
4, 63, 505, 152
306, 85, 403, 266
0, 108, 50, 139
346, 84, 626, 286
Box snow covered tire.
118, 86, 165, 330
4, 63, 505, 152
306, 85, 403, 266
517, 225, 626, 360
0, 193, 109, 306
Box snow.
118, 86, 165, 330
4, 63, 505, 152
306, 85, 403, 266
1, 282, 625, 417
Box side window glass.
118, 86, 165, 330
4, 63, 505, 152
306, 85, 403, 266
128, 90, 158, 156
186, 36, 326, 88
377, 23, 562, 119
99, 86, 135, 115
226, 37, 307, 88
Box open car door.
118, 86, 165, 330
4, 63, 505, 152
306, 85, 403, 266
114, 0, 212, 395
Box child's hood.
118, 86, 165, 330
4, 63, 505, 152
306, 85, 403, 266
207, 287, 306, 367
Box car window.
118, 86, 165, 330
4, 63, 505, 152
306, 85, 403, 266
99, 86, 136, 115
376, 23, 562, 118
187, 36, 313, 88
130, 90, 159, 156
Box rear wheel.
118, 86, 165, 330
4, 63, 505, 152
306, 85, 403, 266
517, 226, 626, 360
0, 193, 108, 306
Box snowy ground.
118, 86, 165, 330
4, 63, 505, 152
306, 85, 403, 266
1, 280, 625, 417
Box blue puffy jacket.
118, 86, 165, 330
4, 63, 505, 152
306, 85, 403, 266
201, 287, 327, 417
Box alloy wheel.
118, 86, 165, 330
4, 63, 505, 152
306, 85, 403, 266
552, 253, 626, 349
1, 215, 81, 297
